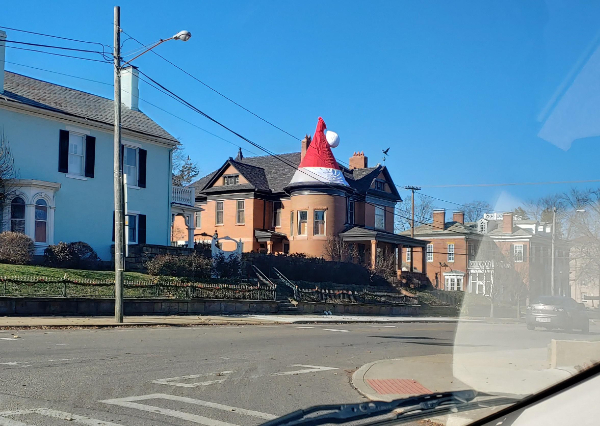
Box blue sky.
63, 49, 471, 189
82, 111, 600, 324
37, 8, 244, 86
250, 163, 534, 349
3, 0, 600, 213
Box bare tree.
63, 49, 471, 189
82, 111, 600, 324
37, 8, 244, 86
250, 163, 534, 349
395, 194, 434, 232
0, 132, 17, 230
461, 201, 492, 223
172, 147, 200, 187
323, 235, 358, 263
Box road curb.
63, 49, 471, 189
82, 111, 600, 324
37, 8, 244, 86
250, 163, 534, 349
351, 359, 394, 402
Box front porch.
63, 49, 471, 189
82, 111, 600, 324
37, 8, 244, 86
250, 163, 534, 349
254, 229, 289, 254
339, 226, 429, 278
171, 185, 200, 248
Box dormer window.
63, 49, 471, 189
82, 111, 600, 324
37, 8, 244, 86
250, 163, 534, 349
224, 174, 239, 186
374, 180, 385, 191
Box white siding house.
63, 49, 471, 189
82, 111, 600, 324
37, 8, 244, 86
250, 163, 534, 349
0, 30, 195, 260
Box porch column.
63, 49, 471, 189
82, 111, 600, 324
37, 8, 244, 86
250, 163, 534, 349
267, 241, 273, 254
422, 246, 427, 275
185, 214, 194, 248
371, 240, 377, 269
397, 244, 403, 279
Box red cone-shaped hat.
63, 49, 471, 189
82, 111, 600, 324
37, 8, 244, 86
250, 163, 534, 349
290, 117, 348, 186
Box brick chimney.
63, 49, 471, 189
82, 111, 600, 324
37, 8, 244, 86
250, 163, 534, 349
503, 212, 513, 233
300, 134, 311, 161
349, 152, 368, 170
452, 211, 464, 224
433, 209, 446, 231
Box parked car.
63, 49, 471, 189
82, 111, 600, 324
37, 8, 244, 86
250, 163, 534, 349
526, 296, 589, 333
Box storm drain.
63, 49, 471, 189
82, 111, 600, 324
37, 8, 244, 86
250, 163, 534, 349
366, 379, 431, 395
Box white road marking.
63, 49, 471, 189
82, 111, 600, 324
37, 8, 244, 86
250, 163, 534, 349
372, 325, 396, 328
295, 326, 314, 329
0, 408, 123, 425
323, 328, 349, 333
101, 393, 276, 425
152, 371, 233, 388
0, 362, 19, 366
272, 364, 338, 376
0, 338, 18, 341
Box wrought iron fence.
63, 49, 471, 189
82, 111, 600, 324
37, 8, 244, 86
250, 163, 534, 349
0, 276, 276, 301
296, 286, 417, 305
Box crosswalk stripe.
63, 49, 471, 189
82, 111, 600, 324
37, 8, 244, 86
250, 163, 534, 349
101, 393, 276, 424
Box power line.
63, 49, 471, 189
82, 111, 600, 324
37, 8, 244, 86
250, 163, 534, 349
120, 28, 302, 141
5, 45, 111, 63
422, 179, 600, 188
4, 39, 107, 55
0, 25, 111, 48
419, 192, 464, 207
1, 59, 113, 86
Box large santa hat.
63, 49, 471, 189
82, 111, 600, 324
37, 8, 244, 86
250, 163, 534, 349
289, 117, 348, 186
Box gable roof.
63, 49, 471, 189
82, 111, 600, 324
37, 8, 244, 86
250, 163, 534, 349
401, 221, 479, 237
192, 151, 401, 201
1, 72, 177, 144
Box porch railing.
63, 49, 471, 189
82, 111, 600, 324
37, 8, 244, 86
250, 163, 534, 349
172, 186, 195, 206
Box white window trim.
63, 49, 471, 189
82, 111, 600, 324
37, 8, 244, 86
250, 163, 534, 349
123, 140, 142, 148
426, 244, 434, 262
65, 174, 88, 181
66, 125, 91, 135
273, 201, 282, 228
514, 244, 524, 263
215, 200, 224, 226
125, 210, 140, 245
195, 212, 201, 229
123, 145, 140, 187
298, 210, 308, 236
34, 199, 49, 244
68, 131, 86, 177
406, 247, 412, 262
447, 244, 455, 263
236, 199, 245, 225
313, 210, 326, 236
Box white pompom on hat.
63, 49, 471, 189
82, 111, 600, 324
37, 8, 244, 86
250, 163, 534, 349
325, 130, 340, 148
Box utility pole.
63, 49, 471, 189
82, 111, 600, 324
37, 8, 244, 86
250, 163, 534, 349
113, 6, 124, 323
405, 186, 421, 272
551, 206, 556, 296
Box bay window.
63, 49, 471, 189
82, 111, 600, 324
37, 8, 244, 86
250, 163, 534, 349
298, 210, 308, 235
10, 197, 25, 233
35, 199, 48, 243
314, 210, 325, 235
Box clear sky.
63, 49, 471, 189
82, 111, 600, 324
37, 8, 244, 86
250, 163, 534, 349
3, 0, 600, 214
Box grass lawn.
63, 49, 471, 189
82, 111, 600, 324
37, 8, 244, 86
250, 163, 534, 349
0, 263, 152, 281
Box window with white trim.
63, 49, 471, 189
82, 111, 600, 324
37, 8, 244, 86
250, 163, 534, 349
195, 212, 201, 229
216, 201, 224, 225
35, 199, 48, 243
273, 201, 282, 227
68, 133, 85, 176
290, 211, 294, 236
406, 247, 412, 262
236, 200, 245, 224
447, 243, 455, 262
347, 199, 355, 225
427, 244, 433, 262
10, 197, 25, 233
314, 210, 325, 236
514, 244, 524, 262
298, 210, 308, 235
124, 146, 138, 186
445, 275, 463, 291
375, 206, 385, 230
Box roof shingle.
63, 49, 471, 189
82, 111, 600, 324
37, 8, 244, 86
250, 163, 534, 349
1, 72, 177, 144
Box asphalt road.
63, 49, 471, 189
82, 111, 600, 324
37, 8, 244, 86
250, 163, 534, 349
0, 321, 598, 425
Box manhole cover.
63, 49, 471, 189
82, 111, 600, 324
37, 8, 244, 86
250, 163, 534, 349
366, 379, 431, 395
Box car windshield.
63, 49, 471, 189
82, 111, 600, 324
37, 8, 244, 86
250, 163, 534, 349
2, 2, 600, 426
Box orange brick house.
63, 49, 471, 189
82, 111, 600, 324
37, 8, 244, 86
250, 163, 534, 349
177, 126, 427, 272
403, 210, 568, 297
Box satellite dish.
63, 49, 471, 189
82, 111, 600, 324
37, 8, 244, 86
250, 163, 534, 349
326, 130, 340, 148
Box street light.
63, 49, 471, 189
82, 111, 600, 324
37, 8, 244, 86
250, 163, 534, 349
113, 6, 191, 323
122, 30, 192, 66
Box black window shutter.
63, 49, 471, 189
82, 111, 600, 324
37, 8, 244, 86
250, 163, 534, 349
138, 214, 147, 244
58, 130, 69, 173
84, 136, 96, 178
112, 212, 115, 242
138, 149, 147, 188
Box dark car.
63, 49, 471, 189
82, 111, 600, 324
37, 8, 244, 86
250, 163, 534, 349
526, 296, 589, 333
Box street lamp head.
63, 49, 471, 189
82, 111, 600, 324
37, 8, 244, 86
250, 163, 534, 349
173, 30, 192, 41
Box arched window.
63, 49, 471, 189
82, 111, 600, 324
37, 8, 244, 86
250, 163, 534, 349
35, 199, 48, 243
10, 197, 25, 233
